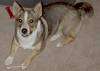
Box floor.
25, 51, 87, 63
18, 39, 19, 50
0, 0, 100, 71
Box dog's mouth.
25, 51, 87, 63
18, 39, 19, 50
21, 31, 33, 37
21, 34, 29, 37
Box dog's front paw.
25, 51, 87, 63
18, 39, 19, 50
56, 42, 67, 47
56, 42, 63, 47
21, 60, 30, 70
21, 63, 28, 70
50, 34, 61, 42
4, 56, 14, 65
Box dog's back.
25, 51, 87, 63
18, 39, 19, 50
43, 3, 79, 38
43, 2, 94, 38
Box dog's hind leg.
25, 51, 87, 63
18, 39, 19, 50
56, 30, 77, 47
5, 38, 19, 66
62, 21, 83, 45
56, 18, 82, 47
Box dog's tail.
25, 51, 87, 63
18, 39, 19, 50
74, 2, 94, 18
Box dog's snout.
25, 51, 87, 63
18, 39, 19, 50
22, 28, 28, 34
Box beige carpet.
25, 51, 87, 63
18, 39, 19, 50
0, 0, 100, 71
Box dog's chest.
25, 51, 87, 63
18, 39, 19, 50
19, 32, 37, 49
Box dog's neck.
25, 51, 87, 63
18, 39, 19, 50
16, 20, 43, 49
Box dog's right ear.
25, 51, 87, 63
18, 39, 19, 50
33, 2, 42, 18
13, 1, 24, 15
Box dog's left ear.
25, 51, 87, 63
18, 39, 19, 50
33, 2, 42, 18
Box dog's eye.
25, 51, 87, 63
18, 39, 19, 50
29, 19, 33, 23
17, 19, 23, 23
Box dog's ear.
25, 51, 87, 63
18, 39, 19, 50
13, 1, 24, 15
33, 2, 42, 18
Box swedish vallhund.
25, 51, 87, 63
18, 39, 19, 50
4, 0, 94, 70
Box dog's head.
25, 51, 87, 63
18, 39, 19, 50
13, 1, 42, 37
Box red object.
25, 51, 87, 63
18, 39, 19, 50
5, 6, 15, 19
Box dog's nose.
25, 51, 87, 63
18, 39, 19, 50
22, 28, 28, 34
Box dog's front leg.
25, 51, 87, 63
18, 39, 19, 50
21, 42, 45, 70
5, 37, 19, 66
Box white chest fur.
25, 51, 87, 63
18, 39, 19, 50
17, 20, 43, 49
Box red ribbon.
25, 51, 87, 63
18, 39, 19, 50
5, 6, 15, 19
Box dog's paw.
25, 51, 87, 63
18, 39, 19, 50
56, 43, 63, 47
50, 34, 61, 41
64, 36, 75, 44
21, 63, 28, 70
4, 56, 14, 65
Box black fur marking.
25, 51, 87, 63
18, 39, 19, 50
43, 2, 71, 8
74, 2, 94, 17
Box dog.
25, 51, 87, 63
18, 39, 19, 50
4, 1, 94, 70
